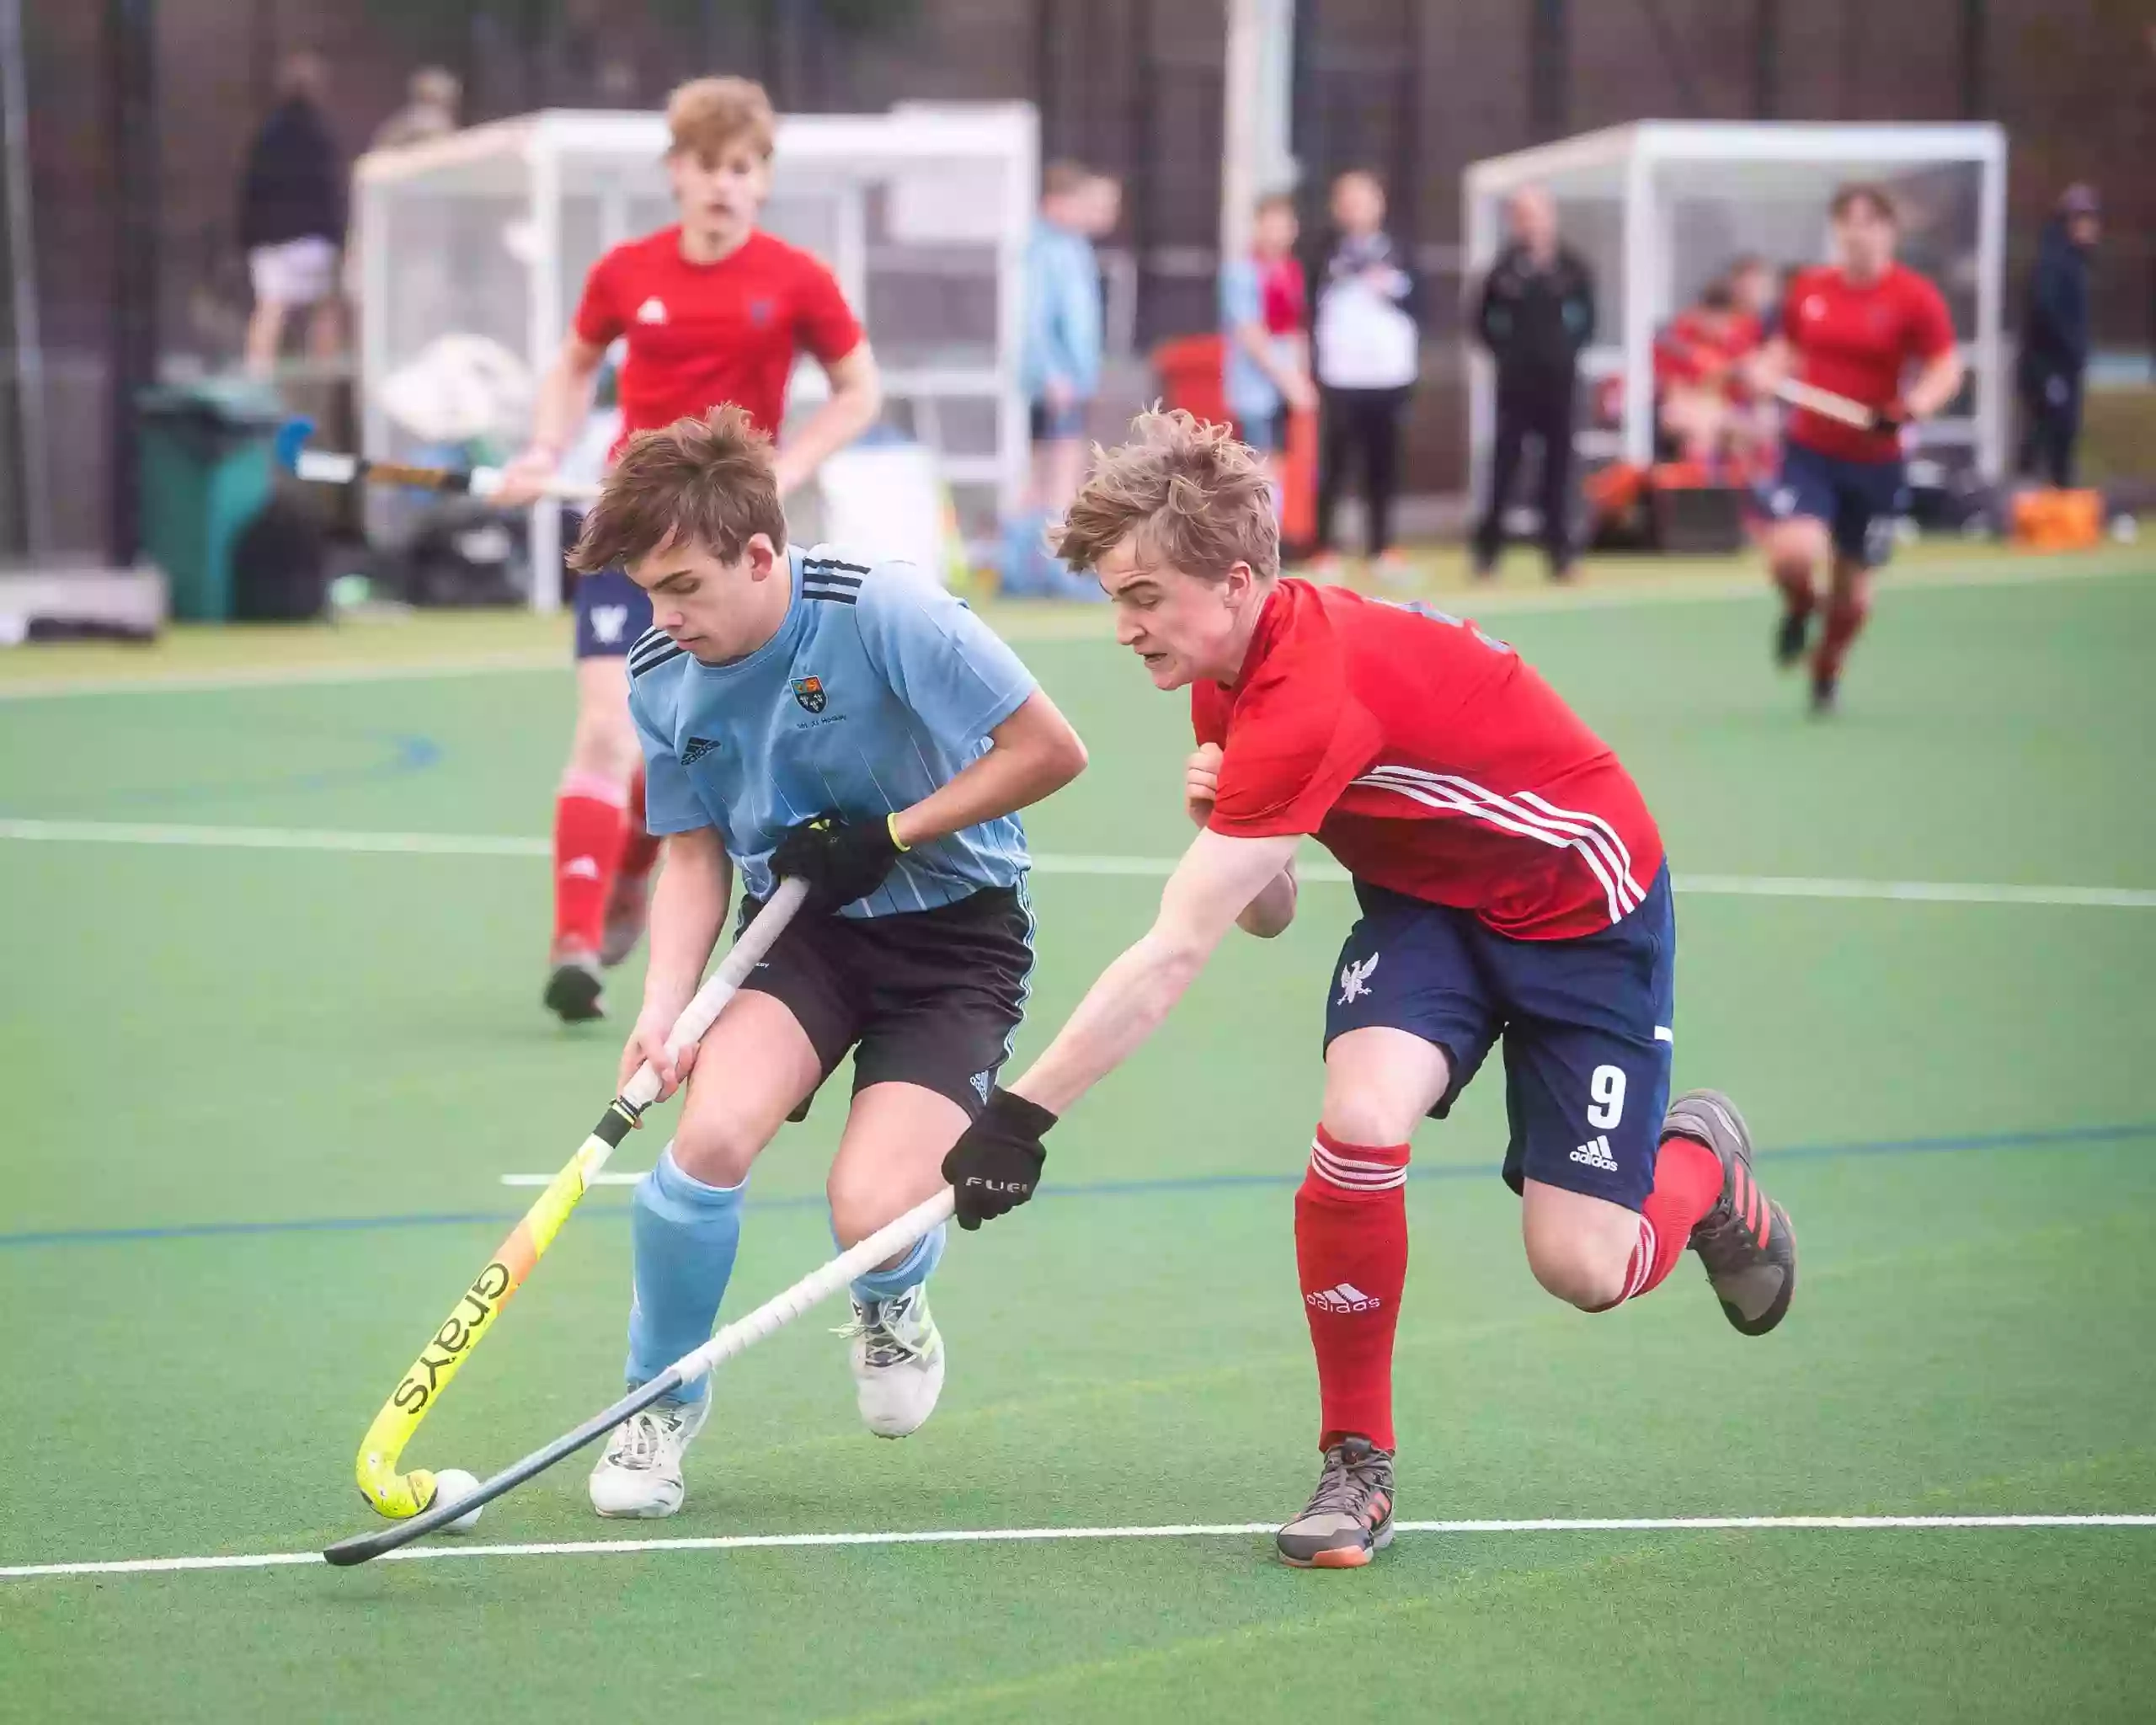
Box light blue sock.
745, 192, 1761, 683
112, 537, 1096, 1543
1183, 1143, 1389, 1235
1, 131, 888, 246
846, 1220, 947, 1306
625, 1143, 744, 1404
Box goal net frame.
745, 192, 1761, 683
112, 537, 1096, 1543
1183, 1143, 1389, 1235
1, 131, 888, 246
1462, 120, 2009, 502
353, 103, 1039, 610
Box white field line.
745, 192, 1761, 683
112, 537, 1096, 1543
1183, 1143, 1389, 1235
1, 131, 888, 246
0, 550, 2143, 701
0, 649, 563, 701
3, 817, 2152, 910
4, 1514, 2152, 1581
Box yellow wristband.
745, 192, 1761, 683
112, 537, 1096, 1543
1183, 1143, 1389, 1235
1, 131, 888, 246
886, 812, 911, 852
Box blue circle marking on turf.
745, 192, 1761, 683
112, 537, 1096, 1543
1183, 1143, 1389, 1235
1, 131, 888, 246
2, 1120, 2151, 1251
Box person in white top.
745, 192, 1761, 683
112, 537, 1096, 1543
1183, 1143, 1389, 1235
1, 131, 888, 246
1310, 171, 1420, 581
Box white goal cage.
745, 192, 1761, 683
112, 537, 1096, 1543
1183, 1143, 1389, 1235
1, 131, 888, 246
1464, 121, 2009, 503
353, 103, 1038, 610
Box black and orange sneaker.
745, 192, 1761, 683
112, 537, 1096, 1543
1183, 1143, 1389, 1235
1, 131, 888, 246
1774, 609, 1811, 668
1276, 1436, 1395, 1568
1665, 1089, 1797, 1336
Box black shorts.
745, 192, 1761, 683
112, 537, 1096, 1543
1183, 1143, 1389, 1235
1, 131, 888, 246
735, 884, 1034, 1119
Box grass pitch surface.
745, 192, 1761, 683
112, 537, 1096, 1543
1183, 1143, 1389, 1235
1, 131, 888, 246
2, 547, 2151, 1722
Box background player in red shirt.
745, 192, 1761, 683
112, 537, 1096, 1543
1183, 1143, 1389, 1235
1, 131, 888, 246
493, 77, 883, 1021
1752, 184, 1964, 713
942, 411, 1797, 1569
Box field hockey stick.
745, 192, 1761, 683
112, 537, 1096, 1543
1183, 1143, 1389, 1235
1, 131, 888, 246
325, 1183, 957, 1565
350, 877, 809, 1521
1770, 377, 1885, 431
273, 419, 604, 504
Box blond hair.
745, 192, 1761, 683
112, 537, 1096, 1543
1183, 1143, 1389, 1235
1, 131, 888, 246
665, 76, 776, 162
568, 405, 787, 574
1054, 409, 1278, 583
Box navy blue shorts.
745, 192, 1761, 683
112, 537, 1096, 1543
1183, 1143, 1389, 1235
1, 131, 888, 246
573, 566, 654, 659
1323, 864, 1677, 1212
1769, 441, 1908, 567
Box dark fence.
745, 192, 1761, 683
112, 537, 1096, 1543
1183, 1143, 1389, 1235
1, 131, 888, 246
8, 0, 2151, 559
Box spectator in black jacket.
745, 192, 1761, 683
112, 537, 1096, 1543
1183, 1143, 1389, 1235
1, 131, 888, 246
239, 52, 346, 378
2017, 184, 2100, 488
1470, 185, 1595, 580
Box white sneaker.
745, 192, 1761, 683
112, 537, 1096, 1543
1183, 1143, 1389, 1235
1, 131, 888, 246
840, 1285, 945, 1439
587, 1391, 711, 1518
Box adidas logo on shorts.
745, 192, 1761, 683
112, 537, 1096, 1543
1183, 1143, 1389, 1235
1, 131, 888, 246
1305, 1282, 1381, 1314
1570, 1135, 1619, 1172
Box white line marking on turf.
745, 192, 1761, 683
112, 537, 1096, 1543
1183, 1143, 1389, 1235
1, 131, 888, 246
0, 650, 564, 701
501, 1172, 642, 1187
5, 1515, 2151, 1580
3, 818, 2152, 910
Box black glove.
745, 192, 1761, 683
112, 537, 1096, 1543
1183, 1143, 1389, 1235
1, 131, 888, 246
942, 1087, 1057, 1230
770, 814, 903, 911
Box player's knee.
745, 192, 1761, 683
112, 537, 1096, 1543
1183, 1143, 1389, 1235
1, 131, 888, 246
1320, 1030, 1452, 1147
669, 1115, 767, 1190
567, 702, 639, 781
825, 1160, 899, 1246
1524, 1228, 1632, 1311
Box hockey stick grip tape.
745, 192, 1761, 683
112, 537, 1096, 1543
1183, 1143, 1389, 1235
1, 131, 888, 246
616, 877, 810, 1114
680, 1187, 958, 1385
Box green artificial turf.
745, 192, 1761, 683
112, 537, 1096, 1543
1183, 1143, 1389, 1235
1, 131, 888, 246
1, 550, 2151, 1722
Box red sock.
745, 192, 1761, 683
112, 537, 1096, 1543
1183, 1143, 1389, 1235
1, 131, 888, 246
1812, 589, 1871, 685
1602, 1133, 1724, 1306
552, 771, 628, 956
1772, 562, 1817, 621
619, 767, 663, 882
1296, 1127, 1410, 1452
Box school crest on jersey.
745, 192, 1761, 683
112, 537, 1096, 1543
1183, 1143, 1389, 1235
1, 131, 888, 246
791, 676, 827, 714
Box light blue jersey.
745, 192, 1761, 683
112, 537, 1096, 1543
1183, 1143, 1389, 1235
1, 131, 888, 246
627, 546, 1038, 919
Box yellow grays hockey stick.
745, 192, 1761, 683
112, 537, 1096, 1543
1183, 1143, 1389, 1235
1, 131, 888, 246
353, 877, 809, 1518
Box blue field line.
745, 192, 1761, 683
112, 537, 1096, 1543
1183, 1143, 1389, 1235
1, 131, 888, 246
2, 1120, 2150, 1252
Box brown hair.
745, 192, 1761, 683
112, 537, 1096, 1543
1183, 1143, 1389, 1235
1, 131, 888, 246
1042, 159, 1093, 199
1830, 181, 1897, 224
568, 405, 787, 574
1054, 409, 1278, 583
665, 77, 776, 162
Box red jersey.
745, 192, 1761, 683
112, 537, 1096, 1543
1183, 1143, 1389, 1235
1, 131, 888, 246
573, 227, 862, 451
1259, 256, 1306, 336
1781, 263, 1955, 462
1654, 307, 1762, 395
1192, 580, 1664, 939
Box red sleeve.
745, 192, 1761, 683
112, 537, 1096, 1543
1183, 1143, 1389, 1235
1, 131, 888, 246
1903, 273, 1956, 363
792, 256, 864, 365
1780, 273, 1812, 344
573, 249, 626, 348
1207, 684, 1382, 839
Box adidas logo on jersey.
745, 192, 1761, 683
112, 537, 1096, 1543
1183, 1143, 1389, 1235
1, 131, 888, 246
1305, 1282, 1381, 1314
561, 856, 601, 881
680, 736, 723, 765
635, 297, 669, 324
1570, 1135, 1619, 1172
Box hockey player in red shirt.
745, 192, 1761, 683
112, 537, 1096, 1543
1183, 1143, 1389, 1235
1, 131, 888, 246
942, 411, 1797, 1569
1753, 184, 1965, 713
493, 77, 883, 1022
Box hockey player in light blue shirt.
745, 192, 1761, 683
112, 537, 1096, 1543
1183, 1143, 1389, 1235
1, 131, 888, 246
566, 405, 1087, 1519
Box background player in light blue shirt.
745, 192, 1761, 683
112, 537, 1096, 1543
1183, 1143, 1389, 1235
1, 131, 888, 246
564, 405, 1087, 1519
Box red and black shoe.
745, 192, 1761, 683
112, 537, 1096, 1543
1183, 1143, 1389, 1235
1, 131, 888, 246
1275, 1435, 1395, 1568
1665, 1090, 1797, 1336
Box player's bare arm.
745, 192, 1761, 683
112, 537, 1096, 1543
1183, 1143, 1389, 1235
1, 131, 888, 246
1017, 825, 1299, 1115
495, 332, 608, 505
622, 825, 732, 1102
771, 341, 885, 497
1186, 740, 1297, 936
1900, 344, 1967, 420
892, 689, 1086, 849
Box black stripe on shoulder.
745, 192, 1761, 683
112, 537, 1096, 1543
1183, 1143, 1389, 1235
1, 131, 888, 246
627, 632, 677, 669
628, 625, 670, 658
803, 557, 872, 576
802, 569, 864, 587
801, 586, 858, 605
629, 644, 686, 677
